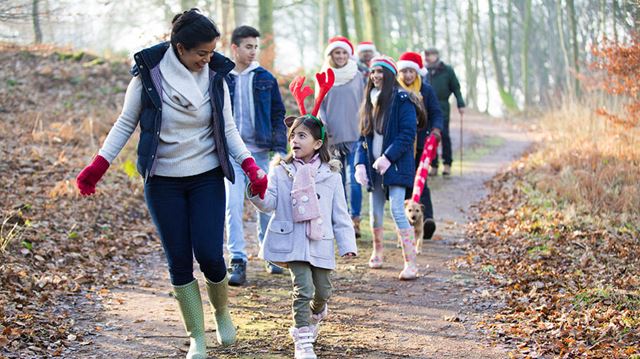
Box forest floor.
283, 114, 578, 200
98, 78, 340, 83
69, 112, 533, 359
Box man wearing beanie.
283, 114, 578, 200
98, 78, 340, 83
424, 48, 465, 176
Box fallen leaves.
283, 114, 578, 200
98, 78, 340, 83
0, 43, 159, 357
465, 157, 640, 358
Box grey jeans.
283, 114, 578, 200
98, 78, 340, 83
288, 261, 333, 328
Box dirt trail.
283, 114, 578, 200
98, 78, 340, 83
74, 111, 533, 359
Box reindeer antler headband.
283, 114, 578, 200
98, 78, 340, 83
286, 68, 335, 141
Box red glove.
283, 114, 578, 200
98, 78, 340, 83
241, 157, 267, 199
76, 155, 110, 196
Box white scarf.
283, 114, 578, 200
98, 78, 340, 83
159, 45, 210, 111
321, 59, 358, 87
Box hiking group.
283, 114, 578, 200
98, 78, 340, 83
75, 8, 465, 359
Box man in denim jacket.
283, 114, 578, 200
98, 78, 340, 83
224, 25, 286, 285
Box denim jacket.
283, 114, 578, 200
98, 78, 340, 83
225, 67, 287, 153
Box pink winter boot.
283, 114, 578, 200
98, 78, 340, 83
398, 227, 418, 280
369, 227, 384, 268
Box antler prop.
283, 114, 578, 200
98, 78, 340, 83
311, 68, 335, 117
411, 134, 440, 203
289, 76, 313, 115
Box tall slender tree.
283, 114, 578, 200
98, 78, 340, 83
32, 0, 42, 44
258, 0, 275, 70
522, 0, 532, 108
363, 0, 384, 52
567, 0, 580, 97
336, 0, 350, 37
351, 0, 365, 42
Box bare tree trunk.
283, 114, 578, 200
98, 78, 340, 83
507, 0, 514, 93
488, 0, 516, 110
403, 0, 416, 48
351, 0, 365, 42
336, 0, 350, 37
522, 0, 532, 109
556, 0, 572, 98
567, 0, 580, 97
363, 0, 384, 53
475, 0, 490, 113
259, 0, 275, 70
32, 0, 42, 44
319, 0, 329, 57
444, 1, 451, 60
430, 0, 436, 47
464, 0, 477, 109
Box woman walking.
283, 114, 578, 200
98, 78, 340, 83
317, 36, 365, 238
75, 9, 267, 358
354, 56, 420, 280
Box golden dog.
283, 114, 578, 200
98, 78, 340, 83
403, 200, 425, 254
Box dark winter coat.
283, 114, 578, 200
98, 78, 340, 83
425, 61, 465, 117
416, 82, 445, 163
355, 88, 417, 190
130, 42, 237, 183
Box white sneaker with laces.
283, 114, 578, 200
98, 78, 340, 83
290, 326, 317, 359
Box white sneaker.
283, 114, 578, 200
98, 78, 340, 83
309, 305, 328, 341
290, 326, 317, 359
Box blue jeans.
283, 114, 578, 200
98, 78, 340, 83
369, 184, 410, 230
225, 151, 271, 263
144, 168, 227, 286
336, 142, 362, 218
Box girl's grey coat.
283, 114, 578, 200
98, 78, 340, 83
249, 159, 357, 270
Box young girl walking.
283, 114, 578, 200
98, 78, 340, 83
397, 51, 444, 241
354, 56, 420, 280
250, 72, 357, 359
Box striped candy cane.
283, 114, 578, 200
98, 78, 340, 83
411, 134, 440, 203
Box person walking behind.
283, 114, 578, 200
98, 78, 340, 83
356, 41, 377, 80
75, 10, 268, 358
249, 112, 357, 359
423, 48, 465, 176
318, 36, 365, 238
224, 25, 287, 285
397, 51, 444, 240
354, 56, 419, 280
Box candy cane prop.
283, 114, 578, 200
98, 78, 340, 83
411, 134, 440, 203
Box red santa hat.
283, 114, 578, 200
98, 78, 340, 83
356, 41, 377, 53
324, 36, 354, 57
397, 51, 427, 76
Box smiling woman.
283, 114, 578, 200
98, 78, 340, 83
74, 8, 268, 359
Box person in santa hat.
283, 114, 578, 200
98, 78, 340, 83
356, 41, 377, 80
317, 36, 365, 238
397, 51, 444, 241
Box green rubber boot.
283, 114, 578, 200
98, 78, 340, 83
205, 276, 237, 346
173, 280, 207, 359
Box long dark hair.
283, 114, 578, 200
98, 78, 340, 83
359, 66, 399, 136
283, 116, 331, 164
171, 9, 220, 51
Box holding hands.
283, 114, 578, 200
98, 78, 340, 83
242, 157, 268, 199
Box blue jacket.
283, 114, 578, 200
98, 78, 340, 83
355, 88, 417, 190
225, 68, 287, 153
416, 82, 444, 162
130, 42, 238, 183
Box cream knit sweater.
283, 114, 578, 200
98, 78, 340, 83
99, 46, 251, 177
